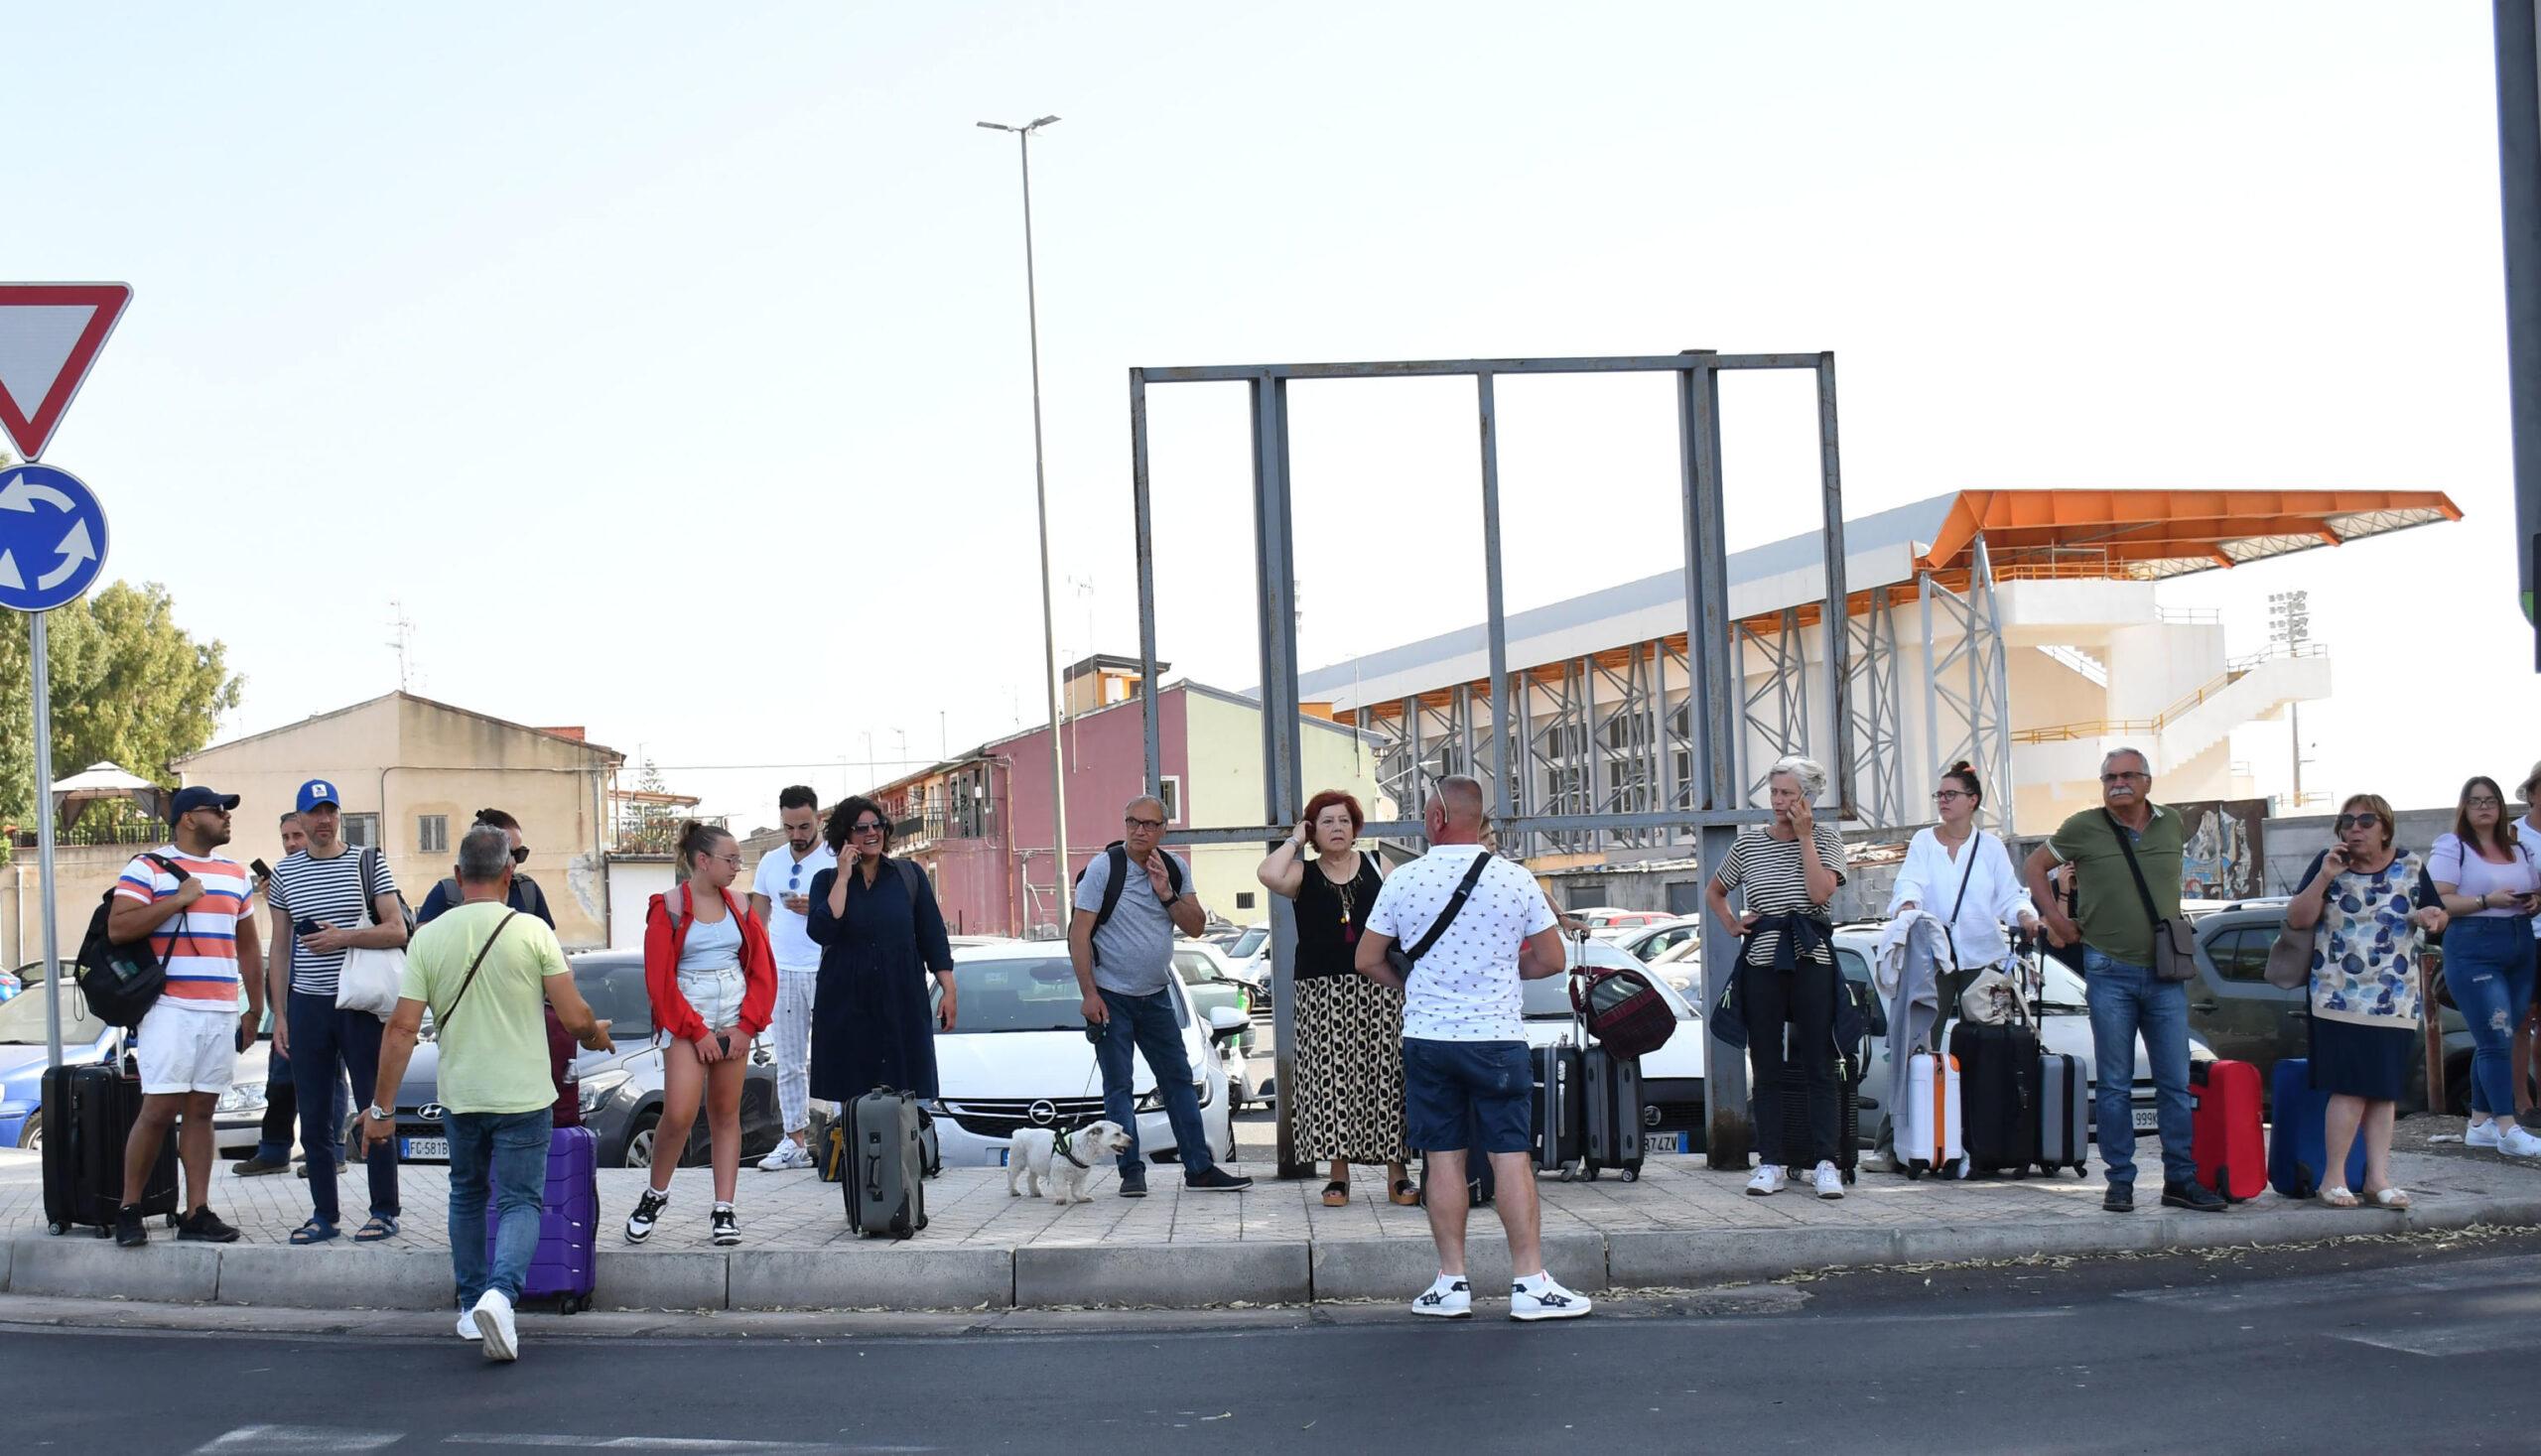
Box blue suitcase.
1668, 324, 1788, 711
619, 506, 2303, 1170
2267, 1058, 2364, 1199
483, 1125, 599, 1313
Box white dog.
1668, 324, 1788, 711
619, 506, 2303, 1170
1006, 1120, 1134, 1206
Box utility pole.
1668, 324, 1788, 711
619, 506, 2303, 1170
2495, 2, 2541, 667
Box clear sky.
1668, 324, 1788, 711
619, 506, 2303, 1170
9, 2, 2536, 831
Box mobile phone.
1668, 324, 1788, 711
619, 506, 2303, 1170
717, 1031, 733, 1055
294, 917, 320, 937
250, 859, 274, 882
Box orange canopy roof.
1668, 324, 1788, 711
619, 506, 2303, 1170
1919, 488, 2463, 581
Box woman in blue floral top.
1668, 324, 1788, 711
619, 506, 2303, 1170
2283, 792, 2450, 1209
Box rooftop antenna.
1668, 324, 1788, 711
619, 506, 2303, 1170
387, 600, 417, 691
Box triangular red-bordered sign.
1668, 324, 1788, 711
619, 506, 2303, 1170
0, 283, 133, 462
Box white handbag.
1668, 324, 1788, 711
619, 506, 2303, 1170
334, 848, 408, 1019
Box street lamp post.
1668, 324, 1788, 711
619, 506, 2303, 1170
979, 114, 1073, 931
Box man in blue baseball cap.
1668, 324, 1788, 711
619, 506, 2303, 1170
264, 776, 410, 1244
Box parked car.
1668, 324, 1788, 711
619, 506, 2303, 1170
1609, 916, 1702, 964
1173, 939, 1258, 1057
1828, 923, 2192, 1151
924, 939, 1244, 1170
1221, 924, 1271, 1003
0, 961, 27, 1001
388, 950, 783, 1169
1569, 907, 1672, 933
0, 979, 120, 1149
2190, 903, 2470, 1114
1520, 937, 1707, 1154
1642, 937, 1704, 1004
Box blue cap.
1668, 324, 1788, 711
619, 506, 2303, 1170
295, 778, 342, 814
169, 786, 240, 823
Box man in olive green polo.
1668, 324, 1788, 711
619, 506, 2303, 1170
2023, 747, 2225, 1217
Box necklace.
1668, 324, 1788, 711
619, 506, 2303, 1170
1322, 854, 1361, 942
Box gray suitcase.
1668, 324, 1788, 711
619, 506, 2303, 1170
1581, 1045, 1645, 1182
2037, 1052, 2089, 1177
843, 1087, 928, 1239
1533, 1043, 1582, 1175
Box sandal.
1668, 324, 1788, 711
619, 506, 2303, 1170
1390, 1179, 1420, 1207
1320, 1181, 1350, 1208
353, 1216, 399, 1242
2319, 1185, 2360, 1209
2365, 1187, 2412, 1211
289, 1217, 339, 1245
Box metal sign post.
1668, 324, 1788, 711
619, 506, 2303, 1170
0, 283, 129, 1072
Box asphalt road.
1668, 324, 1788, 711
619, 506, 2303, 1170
6, 1232, 2537, 1455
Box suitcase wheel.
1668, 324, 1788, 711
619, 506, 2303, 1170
1619, 1164, 1640, 1184
1905, 1163, 1924, 1181
47, 1221, 66, 1236
558, 1295, 586, 1316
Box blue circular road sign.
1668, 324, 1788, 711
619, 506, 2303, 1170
0, 462, 109, 613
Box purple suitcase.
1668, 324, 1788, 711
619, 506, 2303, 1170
483, 1125, 599, 1313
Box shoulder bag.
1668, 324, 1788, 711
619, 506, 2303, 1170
1385, 852, 1495, 981
2106, 809, 2197, 982
2263, 852, 2330, 991
336, 847, 410, 1019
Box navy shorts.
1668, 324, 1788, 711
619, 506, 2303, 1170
1403, 1037, 1534, 1155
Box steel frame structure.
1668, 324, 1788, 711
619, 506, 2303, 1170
1920, 537, 2016, 834
1129, 351, 1853, 1176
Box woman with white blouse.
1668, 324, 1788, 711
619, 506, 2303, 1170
1867, 760, 2040, 1172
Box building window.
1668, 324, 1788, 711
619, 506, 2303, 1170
1157, 776, 1183, 824
419, 815, 449, 855
1566, 883, 1608, 910
341, 813, 379, 850
1236, 891, 1256, 910
1666, 881, 1704, 916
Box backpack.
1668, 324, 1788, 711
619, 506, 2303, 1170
1072, 842, 1183, 965
74, 853, 187, 1029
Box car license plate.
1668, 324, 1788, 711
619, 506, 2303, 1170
400, 1136, 448, 1159
2130, 1109, 2159, 1131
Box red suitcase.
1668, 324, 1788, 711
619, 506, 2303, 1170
2189, 1059, 2263, 1203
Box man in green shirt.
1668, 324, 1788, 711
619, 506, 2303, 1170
2023, 747, 2222, 1216
357, 825, 611, 1362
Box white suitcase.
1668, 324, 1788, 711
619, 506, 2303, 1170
1902, 1049, 1965, 1180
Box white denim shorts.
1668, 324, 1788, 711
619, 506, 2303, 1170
678, 965, 745, 1031
134, 1001, 238, 1096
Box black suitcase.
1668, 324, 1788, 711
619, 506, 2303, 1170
1532, 1042, 1583, 1177
1766, 1062, 1860, 1183
1580, 1046, 1645, 1183
841, 1087, 927, 1240
1950, 1018, 2043, 1177
42, 1057, 179, 1237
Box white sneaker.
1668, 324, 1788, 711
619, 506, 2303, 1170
1410, 1274, 1472, 1318
2498, 1125, 2541, 1159
1746, 1164, 1787, 1196
1813, 1161, 1846, 1200
1859, 1149, 1900, 1174
757, 1139, 813, 1172
2469, 1120, 2503, 1149
455, 1311, 478, 1341
1510, 1272, 1592, 1321
469, 1290, 518, 1363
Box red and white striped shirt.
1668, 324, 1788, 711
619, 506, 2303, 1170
113, 847, 254, 1013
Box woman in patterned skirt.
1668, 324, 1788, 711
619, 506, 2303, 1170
1258, 789, 1416, 1207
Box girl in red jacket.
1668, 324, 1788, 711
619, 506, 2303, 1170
628, 821, 777, 1247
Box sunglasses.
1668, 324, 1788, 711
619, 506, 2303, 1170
851, 821, 888, 837
509, 846, 530, 864
2334, 813, 2382, 832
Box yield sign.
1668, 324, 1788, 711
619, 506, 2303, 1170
0, 284, 132, 462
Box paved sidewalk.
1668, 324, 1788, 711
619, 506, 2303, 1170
6, 1134, 2538, 1312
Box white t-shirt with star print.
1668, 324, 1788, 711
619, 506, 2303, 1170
1364, 845, 1557, 1043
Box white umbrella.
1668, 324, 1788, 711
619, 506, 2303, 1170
49, 761, 164, 830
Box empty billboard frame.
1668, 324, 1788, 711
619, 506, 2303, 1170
1130, 351, 1854, 1174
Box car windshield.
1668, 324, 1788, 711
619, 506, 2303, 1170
940, 956, 1098, 1033
1230, 927, 1268, 959
1172, 952, 1222, 987
0, 982, 106, 1044
570, 955, 652, 1040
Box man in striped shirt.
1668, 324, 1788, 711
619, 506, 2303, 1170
106, 785, 263, 1248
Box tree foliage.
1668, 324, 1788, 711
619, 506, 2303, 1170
0, 581, 245, 845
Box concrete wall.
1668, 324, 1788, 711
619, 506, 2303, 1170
2, 844, 150, 975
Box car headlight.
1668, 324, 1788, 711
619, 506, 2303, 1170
578, 1068, 630, 1115
1133, 1079, 1214, 1112
215, 1082, 266, 1117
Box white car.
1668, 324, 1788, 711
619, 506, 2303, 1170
1609, 916, 1703, 964
926, 940, 1246, 1171
1519, 938, 1706, 1153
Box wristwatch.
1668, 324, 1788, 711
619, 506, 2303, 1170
363, 1104, 392, 1123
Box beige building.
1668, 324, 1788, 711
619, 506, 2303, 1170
173, 693, 623, 948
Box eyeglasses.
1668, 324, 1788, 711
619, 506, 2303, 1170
1126, 816, 1165, 830
1933, 790, 1973, 802
509, 846, 530, 865
707, 852, 742, 866
2100, 772, 2149, 784
2334, 813, 2382, 832
2468, 796, 2503, 810
851, 821, 888, 837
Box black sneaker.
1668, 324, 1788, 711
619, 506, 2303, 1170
230, 1154, 290, 1178
2162, 1179, 2229, 1213
2101, 1183, 2134, 1213
624, 1186, 669, 1243
710, 1205, 740, 1247
113, 1204, 148, 1248
1184, 1167, 1254, 1194
1118, 1167, 1148, 1198
177, 1207, 241, 1244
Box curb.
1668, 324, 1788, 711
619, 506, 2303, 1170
10, 1192, 2534, 1313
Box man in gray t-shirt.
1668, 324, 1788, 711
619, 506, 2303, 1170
1067, 795, 1252, 1197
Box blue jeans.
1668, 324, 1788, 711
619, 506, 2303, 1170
254, 1042, 350, 1165
2082, 948, 2195, 1187
1096, 988, 1216, 1177
2447, 916, 2537, 1118
446, 1109, 551, 1306
287, 990, 399, 1226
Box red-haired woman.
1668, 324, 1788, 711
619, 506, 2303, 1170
1258, 789, 1413, 1207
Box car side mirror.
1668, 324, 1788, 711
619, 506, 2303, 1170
1206, 1005, 1248, 1039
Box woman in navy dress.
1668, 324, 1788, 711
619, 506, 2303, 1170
807, 796, 957, 1104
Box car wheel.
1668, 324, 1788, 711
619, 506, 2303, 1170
623, 1114, 660, 1170
19, 1117, 41, 1151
